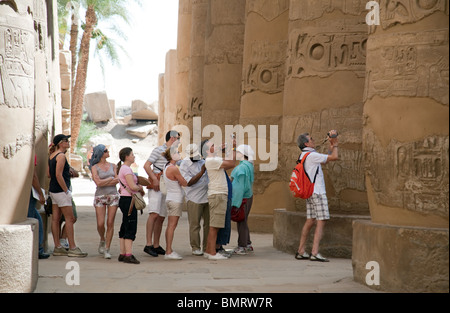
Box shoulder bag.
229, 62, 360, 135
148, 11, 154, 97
119, 178, 146, 215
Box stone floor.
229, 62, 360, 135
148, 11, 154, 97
34, 177, 378, 294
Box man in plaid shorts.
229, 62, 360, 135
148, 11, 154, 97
295, 130, 339, 262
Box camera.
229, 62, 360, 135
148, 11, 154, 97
327, 131, 339, 139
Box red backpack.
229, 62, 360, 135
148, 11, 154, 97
289, 152, 319, 199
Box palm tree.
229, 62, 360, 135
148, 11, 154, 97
57, 0, 80, 90
69, 0, 141, 153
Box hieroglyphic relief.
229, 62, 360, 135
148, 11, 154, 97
289, 0, 367, 21
365, 29, 449, 105
380, 0, 449, 29
364, 130, 449, 216
176, 96, 203, 123
243, 41, 287, 95
287, 31, 367, 79
0, 19, 34, 108
2, 134, 33, 159
33, 0, 47, 51
247, 0, 289, 22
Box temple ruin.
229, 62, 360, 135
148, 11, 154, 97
159, 0, 449, 292
0, 0, 448, 293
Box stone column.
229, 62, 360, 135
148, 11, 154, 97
0, 0, 37, 293
187, 0, 208, 142
353, 0, 449, 292
175, 0, 192, 132
162, 50, 179, 136
201, 0, 246, 135
274, 0, 369, 257
240, 0, 291, 231
158, 73, 165, 145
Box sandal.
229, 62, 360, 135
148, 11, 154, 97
295, 252, 310, 260
310, 253, 330, 262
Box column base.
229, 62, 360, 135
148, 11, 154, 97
0, 218, 39, 293
352, 220, 449, 293
273, 209, 370, 258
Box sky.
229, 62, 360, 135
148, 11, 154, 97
84, 1, 179, 109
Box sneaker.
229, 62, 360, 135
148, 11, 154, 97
218, 250, 232, 258
68, 247, 88, 258
144, 245, 158, 257
164, 251, 183, 260
208, 253, 228, 260
123, 255, 140, 264
53, 246, 68, 256
118, 254, 125, 262
310, 253, 330, 262
104, 249, 112, 259
152, 245, 166, 255
246, 245, 254, 253
60, 238, 69, 250
192, 249, 204, 256
233, 247, 247, 255
39, 252, 51, 259
203, 252, 210, 259
295, 252, 310, 260
98, 241, 106, 254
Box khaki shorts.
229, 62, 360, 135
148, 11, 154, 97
166, 201, 183, 217
208, 194, 228, 228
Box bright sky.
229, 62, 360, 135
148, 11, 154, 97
84, 0, 179, 109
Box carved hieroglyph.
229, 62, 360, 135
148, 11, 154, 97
0, 17, 34, 108
287, 30, 367, 79
380, 0, 449, 29
243, 40, 287, 95
365, 29, 449, 105
364, 130, 449, 217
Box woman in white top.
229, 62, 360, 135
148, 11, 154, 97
162, 148, 187, 260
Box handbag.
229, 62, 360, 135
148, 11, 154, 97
231, 199, 247, 222
119, 178, 146, 215
44, 195, 52, 216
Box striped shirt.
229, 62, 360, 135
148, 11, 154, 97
147, 143, 168, 174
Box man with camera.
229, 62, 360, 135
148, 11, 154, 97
295, 130, 339, 262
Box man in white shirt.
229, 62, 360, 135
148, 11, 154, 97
295, 130, 339, 262
203, 139, 236, 260
143, 130, 180, 257
180, 143, 210, 256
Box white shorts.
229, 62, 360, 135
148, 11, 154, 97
49, 191, 73, 208
147, 189, 167, 217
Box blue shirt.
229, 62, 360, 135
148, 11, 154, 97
230, 160, 254, 208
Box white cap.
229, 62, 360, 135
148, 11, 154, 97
236, 145, 255, 162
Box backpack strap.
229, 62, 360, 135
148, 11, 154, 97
299, 152, 320, 184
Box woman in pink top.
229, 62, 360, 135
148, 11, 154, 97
117, 147, 144, 264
